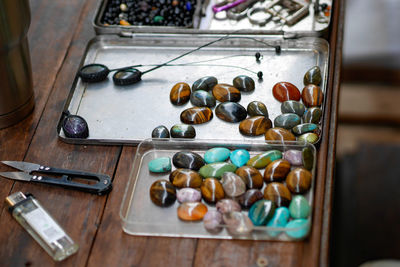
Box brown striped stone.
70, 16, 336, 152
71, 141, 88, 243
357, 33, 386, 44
235, 166, 264, 189
301, 84, 323, 107
180, 107, 213, 124
263, 159, 291, 182
264, 127, 296, 142
263, 182, 292, 207
170, 82, 191, 105
239, 116, 272, 136
212, 83, 241, 102
201, 178, 225, 203
286, 167, 312, 194
169, 168, 203, 188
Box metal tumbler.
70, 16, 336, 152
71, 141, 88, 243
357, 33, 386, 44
0, 0, 34, 129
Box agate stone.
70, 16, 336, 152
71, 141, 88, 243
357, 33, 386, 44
148, 157, 171, 173
151, 125, 170, 138
247, 101, 269, 117
298, 132, 319, 144
203, 210, 223, 233
233, 75, 255, 92
180, 106, 213, 125
230, 149, 250, 168
239, 189, 264, 209
192, 76, 218, 91
283, 150, 303, 166
285, 219, 310, 239
149, 180, 176, 207
292, 123, 318, 135
286, 167, 312, 194
281, 101, 305, 117
170, 124, 196, 138
215, 102, 247, 123
177, 188, 202, 203
263, 182, 292, 207
235, 166, 264, 189
273, 113, 301, 129
220, 172, 247, 197
272, 82, 301, 102
301, 84, 323, 107
248, 199, 276, 226
239, 116, 272, 136
263, 159, 291, 182
172, 151, 205, 171
199, 162, 237, 179
169, 169, 203, 188
216, 199, 241, 214
177, 202, 208, 221
201, 178, 225, 203
264, 127, 296, 142
303, 66, 322, 86
212, 83, 241, 102
190, 90, 216, 108
303, 107, 322, 124
223, 211, 254, 235
170, 82, 191, 106
302, 147, 314, 170
246, 150, 282, 169
204, 147, 231, 164
266, 207, 290, 237
289, 195, 310, 219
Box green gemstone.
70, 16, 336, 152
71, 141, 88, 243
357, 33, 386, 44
303, 107, 322, 124
153, 16, 164, 23
302, 147, 313, 170
303, 66, 322, 86
292, 123, 318, 135
199, 162, 237, 179
298, 132, 319, 144
246, 150, 282, 169
289, 195, 310, 219
148, 157, 171, 173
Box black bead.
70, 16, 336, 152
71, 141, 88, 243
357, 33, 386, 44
275, 46, 281, 54
257, 71, 263, 79
255, 52, 261, 61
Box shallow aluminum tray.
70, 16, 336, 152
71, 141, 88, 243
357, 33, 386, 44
120, 139, 316, 241
58, 34, 329, 145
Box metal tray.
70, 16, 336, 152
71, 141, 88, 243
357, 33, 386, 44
58, 34, 329, 145
120, 138, 316, 241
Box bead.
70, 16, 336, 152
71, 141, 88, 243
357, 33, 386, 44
170, 82, 191, 106
203, 210, 223, 233
273, 113, 301, 129
204, 147, 231, 164
247, 101, 269, 118
172, 151, 205, 171
201, 178, 225, 203
246, 150, 282, 169
148, 157, 171, 173
248, 199, 276, 226
235, 166, 264, 189
149, 180, 176, 207
289, 195, 310, 219
199, 162, 237, 179
212, 83, 241, 102
177, 202, 208, 221
170, 124, 196, 138
180, 107, 213, 124
239, 116, 272, 136
264, 127, 296, 142
286, 167, 312, 194
263, 159, 291, 182
230, 149, 250, 168
263, 182, 292, 207
220, 172, 247, 197
151, 125, 170, 138
169, 168, 203, 188
216, 199, 241, 214
301, 84, 323, 107
177, 188, 202, 203
215, 102, 247, 123
272, 82, 301, 102
239, 189, 264, 209
232, 75, 255, 92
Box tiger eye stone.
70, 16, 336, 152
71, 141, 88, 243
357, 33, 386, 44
239, 116, 272, 136
281, 101, 305, 117
177, 202, 208, 221
201, 178, 225, 203
151, 125, 170, 138
235, 166, 264, 189
265, 127, 296, 142
149, 180, 176, 207
301, 84, 323, 107
247, 101, 269, 118
273, 113, 301, 129
192, 76, 218, 91
212, 83, 241, 102
170, 82, 191, 105
298, 132, 319, 144
233, 75, 255, 92
272, 82, 301, 102
292, 123, 318, 135
216, 199, 241, 214
170, 124, 196, 138
286, 167, 312, 194
190, 90, 216, 108
263, 182, 292, 207
215, 102, 247, 123
246, 150, 283, 169
302, 147, 314, 170
303, 66, 322, 86
303, 107, 322, 124
221, 172, 247, 197
263, 159, 291, 182
169, 169, 203, 188
180, 107, 213, 125
239, 189, 264, 209
172, 151, 205, 171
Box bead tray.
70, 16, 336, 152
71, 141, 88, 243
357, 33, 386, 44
120, 138, 316, 241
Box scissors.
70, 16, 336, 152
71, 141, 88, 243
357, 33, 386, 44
0, 161, 112, 195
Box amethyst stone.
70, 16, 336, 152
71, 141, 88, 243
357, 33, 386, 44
62, 115, 89, 138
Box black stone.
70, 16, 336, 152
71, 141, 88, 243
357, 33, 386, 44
192, 76, 218, 91
190, 90, 216, 108
215, 102, 247, 123
170, 124, 196, 138
151, 125, 170, 138
172, 151, 205, 171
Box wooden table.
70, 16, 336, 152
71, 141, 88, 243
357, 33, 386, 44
0, 0, 344, 265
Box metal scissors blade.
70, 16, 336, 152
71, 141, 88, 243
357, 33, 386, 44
1, 161, 41, 173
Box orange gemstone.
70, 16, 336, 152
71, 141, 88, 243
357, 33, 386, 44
301, 84, 323, 107
272, 82, 301, 102
177, 202, 208, 221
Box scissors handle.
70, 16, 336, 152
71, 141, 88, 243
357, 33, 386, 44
212, 0, 248, 13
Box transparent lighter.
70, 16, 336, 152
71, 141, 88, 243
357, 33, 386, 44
5, 192, 79, 261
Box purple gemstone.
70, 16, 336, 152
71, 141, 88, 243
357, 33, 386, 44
283, 150, 303, 166
62, 115, 89, 138
203, 210, 223, 233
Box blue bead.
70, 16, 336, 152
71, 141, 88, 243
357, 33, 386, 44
248, 200, 275, 226
204, 147, 231, 164
185, 1, 192, 10
266, 207, 290, 237
148, 157, 171, 173
285, 219, 310, 239
230, 149, 250, 167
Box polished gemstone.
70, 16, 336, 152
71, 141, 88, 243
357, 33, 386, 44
246, 150, 282, 169
273, 113, 301, 129
292, 123, 318, 135
204, 147, 231, 164
170, 124, 196, 138
302, 147, 314, 170
201, 178, 225, 203
192, 76, 218, 91
263, 182, 292, 207
266, 207, 290, 237
170, 82, 191, 105
221, 172, 247, 197
286, 167, 312, 194
303, 66, 322, 86
223, 211, 254, 235
169, 168, 203, 188
180, 107, 213, 124
281, 100, 305, 117
247, 101, 269, 117
149, 180, 176, 207
215, 102, 247, 123
148, 157, 171, 173
272, 82, 301, 102
239, 189, 264, 209
303, 107, 322, 124
233, 75, 255, 92
62, 115, 89, 138
216, 199, 241, 214
283, 150, 303, 166
151, 125, 170, 138
301, 84, 323, 107
235, 166, 264, 189
199, 162, 237, 179
285, 219, 310, 239
248, 199, 276, 226
212, 83, 241, 102
239, 116, 272, 136
298, 132, 319, 144
172, 151, 205, 171
264, 127, 296, 142
176, 188, 202, 203
230, 149, 250, 168
190, 90, 216, 108
177, 202, 208, 221
203, 210, 223, 233
263, 159, 291, 182
289, 195, 310, 219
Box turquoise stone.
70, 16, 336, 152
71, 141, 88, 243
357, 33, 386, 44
274, 113, 301, 129
230, 149, 250, 167
281, 101, 305, 117
246, 150, 283, 169
285, 219, 310, 239
289, 195, 310, 219
303, 107, 322, 124
302, 147, 314, 170
204, 147, 231, 164
266, 207, 290, 237
292, 123, 318, 135
199, 162, 237, 179
148, 157, 171, 173
248, 200, 276, 226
